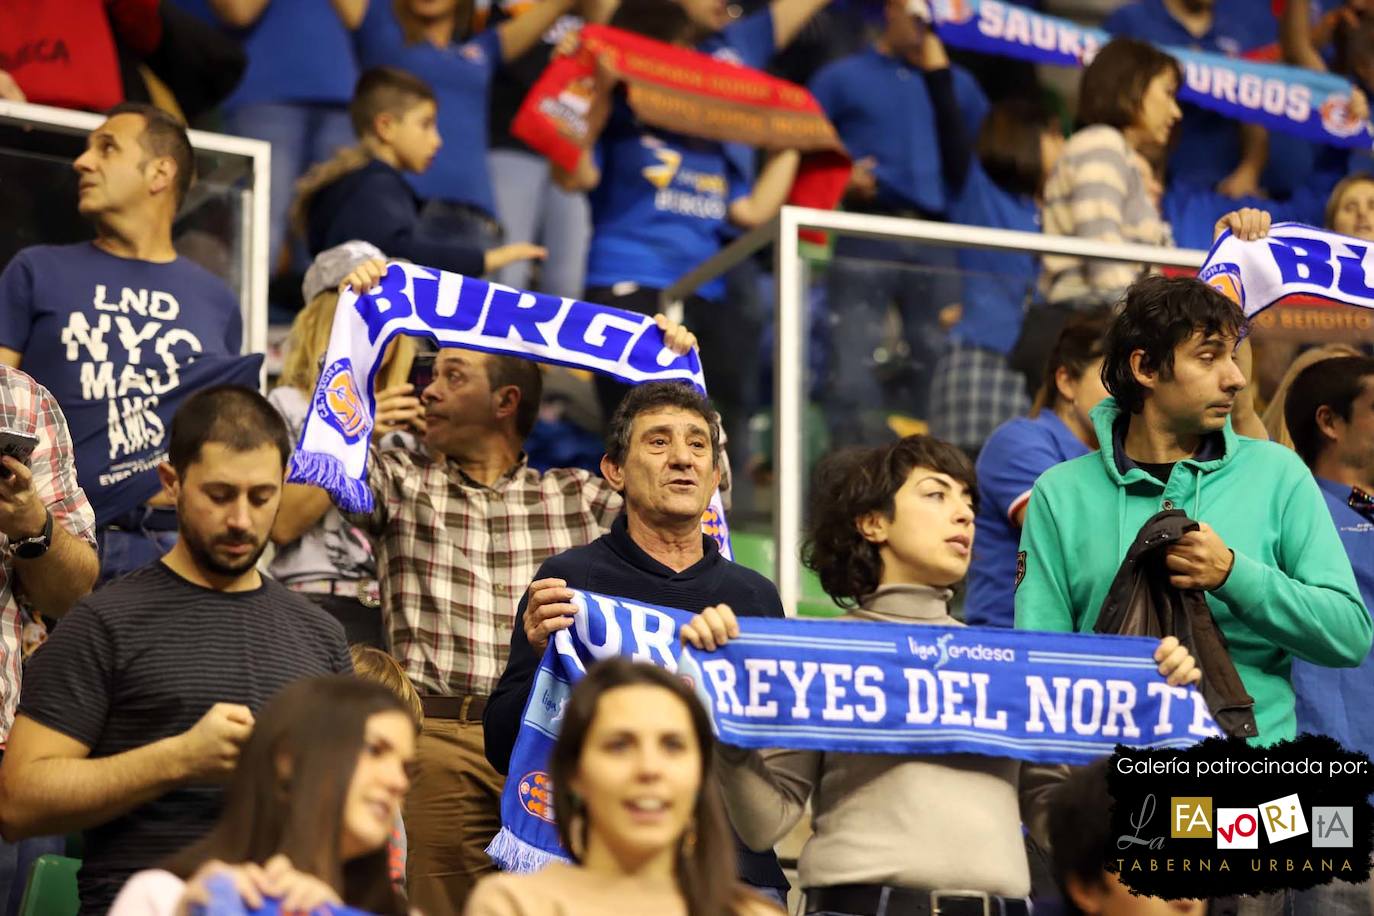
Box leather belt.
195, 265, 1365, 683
804, 885, 1031, 916
287, 579, 381, 609
420, 695, 487, 721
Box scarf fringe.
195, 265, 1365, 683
486, 826, 571, 874
288, 450, 374, 514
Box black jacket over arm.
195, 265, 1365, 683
483, 513, 788, 889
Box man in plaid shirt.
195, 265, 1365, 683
348, 295, 699, 913
0, 365, 98, 908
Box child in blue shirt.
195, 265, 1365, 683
294, 67, 544, 278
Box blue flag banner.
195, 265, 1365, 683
287, 262, 732, 557
189, 874, 374, 915
930, 0, 1372, 150
487, 590, 1219, 872
71, 352, 264, 527
1200, 221, 1374, 318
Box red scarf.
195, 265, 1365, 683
512, 24, 849, 213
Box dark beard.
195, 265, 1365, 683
180, 525, 268, 578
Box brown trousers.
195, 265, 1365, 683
402, 718, 505, 915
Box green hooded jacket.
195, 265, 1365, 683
1014, 397, 1372, 744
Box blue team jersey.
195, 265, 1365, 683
1292, 479, 1374, 758
809, 48, 986, 215
966, 411, 1090, 627
1104, 0, 1275, 190
947, 164, 1040, 354
172, 0, 357, 109
585, 101, 748, 300
0, 243, 244, 523
354, 2, 501, 215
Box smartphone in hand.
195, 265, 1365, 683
408, 354, 436, 394
0, 428, 38, 480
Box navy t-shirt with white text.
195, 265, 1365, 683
0, 243, 242, 524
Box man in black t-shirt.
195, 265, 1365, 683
0, 386, 352, 913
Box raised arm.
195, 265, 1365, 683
728, 150, 800, 229
769, 0, 830, 51
208, 0, 271, 28
1279, 0, 1329, 71
329, 0, 368, 30
497, 0, 578, 63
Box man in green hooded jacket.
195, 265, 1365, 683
1015, 272, 1372, 744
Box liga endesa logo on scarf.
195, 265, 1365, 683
1106, 736, 1374, 897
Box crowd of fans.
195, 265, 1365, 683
1, 0, 1374, 915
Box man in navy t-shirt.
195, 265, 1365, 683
0, 103, 251, 584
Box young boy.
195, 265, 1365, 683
293, 66, 544, 278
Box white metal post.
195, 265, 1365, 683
774, 207, 805, 617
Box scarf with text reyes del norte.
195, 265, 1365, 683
512, 24, 850, 213
486, 589, 1219, 873
931, 0, 1371, 150
1201, 222, 1374, 318
285, 262, 731, 557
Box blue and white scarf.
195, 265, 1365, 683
930, 0, 1372, 150
286, 262, 730, 555
1202, 222, 1374, 318
487, 590, 1218, 872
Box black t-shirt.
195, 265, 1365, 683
487, 4, 585, 152
1136, 460, 1176, 484
18, 562, 352, 913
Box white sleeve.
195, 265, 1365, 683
107, 869, 185, 916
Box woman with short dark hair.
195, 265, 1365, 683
108, 675, 416, 915
467, 659, 781, 916
682, 435, 1199, 916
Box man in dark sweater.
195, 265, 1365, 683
483, 380, 789, 901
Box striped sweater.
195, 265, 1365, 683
1039, 124, 1173, 304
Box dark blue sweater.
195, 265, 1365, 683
483, 513, 789, 891
306, 158, 485, 276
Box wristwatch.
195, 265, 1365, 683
14, 509, 52, 560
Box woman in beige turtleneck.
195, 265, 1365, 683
682, 435, 1201, 916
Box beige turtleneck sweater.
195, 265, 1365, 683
715, 584, 1064, 896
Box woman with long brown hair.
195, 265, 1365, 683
108, 675, 417, 915
466, 659, 780, 916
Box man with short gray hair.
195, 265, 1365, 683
484, 380, 790, 904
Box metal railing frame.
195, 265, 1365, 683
663, 205, 1208, 615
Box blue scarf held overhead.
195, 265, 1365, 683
286, 262, 731, 557
1201, 221, 1374, 318
486, 589, 1219, 873
930, 0, 1372, 150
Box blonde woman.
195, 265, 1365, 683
269, 241, 420, 648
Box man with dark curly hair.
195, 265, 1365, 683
1015, 270, 1371, 745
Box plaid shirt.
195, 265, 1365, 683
0, 366, 97, 740
356, 448, 622, 697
